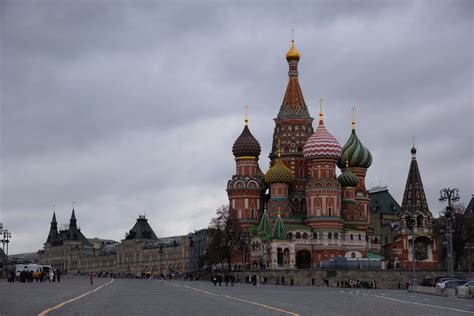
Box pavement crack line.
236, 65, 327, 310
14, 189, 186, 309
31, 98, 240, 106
37, 278, 114, 316
181, 284, 299, 316
372, 294, 474, 314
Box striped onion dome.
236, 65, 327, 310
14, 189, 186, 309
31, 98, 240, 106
337, 129, 372, 169
232, 125, 261, 158
303, 120, 342, 161
265, 158, 295, 184
337, 164, 359, 187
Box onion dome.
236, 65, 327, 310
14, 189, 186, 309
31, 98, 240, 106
232, 124, 261, 158
337, 129, 372, 169
303, 105, 342, 160
337, 162, 359, 187
286, 40, 300, 61
411, 146, 417, 155
265, 158, 295, 184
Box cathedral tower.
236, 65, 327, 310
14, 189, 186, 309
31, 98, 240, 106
227, 118, 265, 228
270, 38, 314, 215
303, 102, 343, 229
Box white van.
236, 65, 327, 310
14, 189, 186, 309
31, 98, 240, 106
15, 264, 53, 273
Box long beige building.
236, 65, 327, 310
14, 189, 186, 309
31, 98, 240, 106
38, 210, 207, 276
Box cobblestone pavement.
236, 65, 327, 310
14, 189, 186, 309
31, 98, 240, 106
1, 278, 473, 315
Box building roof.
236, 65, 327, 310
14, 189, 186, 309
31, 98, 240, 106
369, 186, 401, 215
270, 215, 289, 240
125, 215, 158, 240
232, 124, 261, 158
464, 195, 474, 215
257, 210, 271, 236
400, 146, 431, 216
277, 41, 310, 120
337, 128, 372, 169
303, 116, 342, 161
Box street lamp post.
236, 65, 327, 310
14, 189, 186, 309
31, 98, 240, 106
1, 228, 12, 256
439, 188, 460, 278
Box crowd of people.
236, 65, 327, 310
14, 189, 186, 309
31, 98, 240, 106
336, 279, 377, 289
7, 269, 61, 283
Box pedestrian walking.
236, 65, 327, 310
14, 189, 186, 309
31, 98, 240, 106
89, 272, 94, 285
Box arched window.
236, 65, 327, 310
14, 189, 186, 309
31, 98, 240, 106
334, 233, 339, 240
351, 252, 356, 259
313, 232, 318, 239
328, 232, 332, 239
288, 232, 293, 239
296, 232, 301, 239
416, 214, 423, 227
302, 233, 308, 239
350, 234, 354, 240
358, 234, 361, 240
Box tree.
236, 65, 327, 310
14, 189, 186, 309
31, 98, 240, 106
202, 205, 245, 271
435, 203, 474, 269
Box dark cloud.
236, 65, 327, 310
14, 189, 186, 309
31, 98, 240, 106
1, 0, 472, 253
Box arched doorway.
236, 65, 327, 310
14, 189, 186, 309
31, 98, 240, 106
296, 250, 311, 269
277, 248, 283, 267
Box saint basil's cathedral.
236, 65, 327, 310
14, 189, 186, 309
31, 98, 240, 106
227, 39, 438, 270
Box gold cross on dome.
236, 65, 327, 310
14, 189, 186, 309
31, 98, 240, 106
244, 104, 249, 125
352, 106, 356, 129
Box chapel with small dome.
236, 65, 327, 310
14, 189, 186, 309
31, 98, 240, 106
227, 39, 379, 269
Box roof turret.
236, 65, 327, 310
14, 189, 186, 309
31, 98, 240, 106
265, 145, 295, 184
337, 109, 372, 169
303, 98, 342, 161
257, 210, 271, 237
270, 214, 289, 240
337, 161, 359, 187
232, 123, 261, 158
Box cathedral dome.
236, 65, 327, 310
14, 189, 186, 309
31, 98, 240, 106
303, 121, 342, 161
337, 163, 359, 187
337, 129, 372, 169
265, 159, 295, 184
232, 125, 261, 158
286, 40, 300, 61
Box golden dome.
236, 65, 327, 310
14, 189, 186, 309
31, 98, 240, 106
265, 158, 295, 184
286, 40, 300, 61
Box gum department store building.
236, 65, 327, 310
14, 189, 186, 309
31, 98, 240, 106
227, 39, 438, 270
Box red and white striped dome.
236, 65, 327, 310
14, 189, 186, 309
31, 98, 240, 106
303, 120, 342, 160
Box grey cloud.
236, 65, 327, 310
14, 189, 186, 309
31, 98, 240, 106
1, 0, 472, 253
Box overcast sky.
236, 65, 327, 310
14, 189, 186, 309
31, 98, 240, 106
1, 0, 472, 254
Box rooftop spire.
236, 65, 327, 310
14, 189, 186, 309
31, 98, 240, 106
244, 104, 248, 126
319, 97, 324, 123
352, 106, 356, 130
70, 204, 77, 228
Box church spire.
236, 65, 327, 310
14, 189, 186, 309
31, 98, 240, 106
70, 206, 77, 228
401, 145, 430, 216
277, 35, 310, 120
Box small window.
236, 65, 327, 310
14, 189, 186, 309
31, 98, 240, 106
334, 233, 339, 240
328, 232, 332, 239
303, 233, 308, 239
313, 232, 318, 239
350, 234, 354, 240
358, 234, 361, 240
296, 232, 301, 239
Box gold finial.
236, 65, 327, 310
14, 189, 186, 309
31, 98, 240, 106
291, 29, 294, 42
277, 139, 281, 158
352, 106, 356, 130
244, 104, 249, 125
319, 97, 323, 120
285, 30, 300, 61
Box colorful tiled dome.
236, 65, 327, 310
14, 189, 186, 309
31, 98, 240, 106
232, 125, 261, 158
337, 163, 359, 187
337, 129, 372, 169
303, 120, 342, 161
265, 159, 295, 184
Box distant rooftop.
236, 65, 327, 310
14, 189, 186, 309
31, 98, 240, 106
368, 185, 388, 194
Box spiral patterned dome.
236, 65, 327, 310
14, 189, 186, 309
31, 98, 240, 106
303, 120, 342, 161
232, 125, 261, 158
265, 159, 295, 184
337, 165, 359, 187
337, 129, 372, 169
